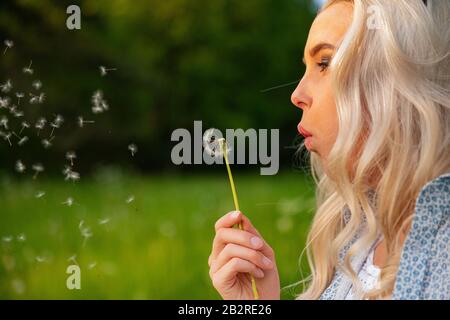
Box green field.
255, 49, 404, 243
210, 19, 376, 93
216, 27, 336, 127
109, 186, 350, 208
0, 169, 316, 299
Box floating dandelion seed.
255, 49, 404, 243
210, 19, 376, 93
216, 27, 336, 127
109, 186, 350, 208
35, 117, 46, 136
98, 218, 110, 225
0, 96, 10, 108
41, 138, 52, 149
35, 191, 45, 198
3, 39, 13, 54
62, 197, 74, 207
217, 137, 259, 300
126, 195, 135, 204
19, 121, 29, 134
17, 233, 26, 242
99, 66, 117, 76
65, 151, 76, 166
88, 262, 97, 269
35, 256, 47, 263
23, 61, 33, 75
0, 116, 8, 130
128, 143, 137, 156
12, 108, 23, 118
64, 166, 80, 182
91, 90, 109, 113
0, 79, 12, 93
29, 93, 39, 104
79, 220, 93, 247
67, 254, 78, 265
32, 80, 42, 90
15, 92, 24, 105
17, 136, 28, 146
1, 131, 12, 146
49, 114, 63, 136
77, 116, 95, 128
15, 160, 26, 173
2, 235, 13, 242
32, 163, 44, 179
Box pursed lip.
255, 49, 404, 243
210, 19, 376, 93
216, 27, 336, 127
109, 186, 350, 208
297, 123, 313, 138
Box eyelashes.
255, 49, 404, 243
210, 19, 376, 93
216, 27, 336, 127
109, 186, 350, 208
317, 57, 330, 72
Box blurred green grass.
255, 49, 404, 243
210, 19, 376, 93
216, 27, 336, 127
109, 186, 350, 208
0, 169, 315, 299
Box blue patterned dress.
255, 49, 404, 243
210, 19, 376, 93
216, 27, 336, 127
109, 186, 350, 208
319, 172, 450, 300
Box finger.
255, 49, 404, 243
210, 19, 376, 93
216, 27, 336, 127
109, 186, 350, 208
211, 227, 265, 261
214, 210, 242, 232
210, 243, 273, 274
212, 257, 265, 289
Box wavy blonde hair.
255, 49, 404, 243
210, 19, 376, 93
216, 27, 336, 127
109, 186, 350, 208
292, 0, 450, 299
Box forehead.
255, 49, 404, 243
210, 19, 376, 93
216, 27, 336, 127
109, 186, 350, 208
305, 2, 353, 55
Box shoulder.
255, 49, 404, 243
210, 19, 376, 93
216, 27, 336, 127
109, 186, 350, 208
393, 172, 450, 300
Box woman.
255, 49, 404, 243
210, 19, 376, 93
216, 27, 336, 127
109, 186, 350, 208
208, 0, 450, 300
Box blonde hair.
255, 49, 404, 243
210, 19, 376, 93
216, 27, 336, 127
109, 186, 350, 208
292, 0, 450, 299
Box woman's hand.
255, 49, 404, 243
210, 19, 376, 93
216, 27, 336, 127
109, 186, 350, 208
208, 210, 280, 300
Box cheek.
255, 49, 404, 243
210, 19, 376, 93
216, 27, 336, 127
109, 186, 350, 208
311, 80, 339, 155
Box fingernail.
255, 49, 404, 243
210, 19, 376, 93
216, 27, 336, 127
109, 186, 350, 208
230, 211, 240, 219
250, 236, 263, 248
262, 256, 272, 267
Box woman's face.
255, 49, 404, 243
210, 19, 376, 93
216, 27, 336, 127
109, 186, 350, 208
291, 2, 353, 167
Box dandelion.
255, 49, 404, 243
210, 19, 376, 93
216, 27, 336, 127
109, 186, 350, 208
32, 163, 44, 179
128, 143, 138, 156
65, 151, 76, 166
2, 235, 13, 242
19, 121, 29, 134
0, 96, 10, 108
3, 39, 13, 54
62, 197, 74, 207
15, 160, 26, 173
98, 218, 110, 225
99, 65, 117, 76
17, 233, 26, 242
203, 128, 226, 158
0, 79, 12, 93
32, 80, 42, 90
15, 92, 24, 105
35, 117, 46, 136
217, 137, 259, 300
23, 61, 33, 75
17, 136, 28, 146
0, 116, 8, 130
77, 116, 95, 128
126, 195, 135, 204
35, 191, 45, 198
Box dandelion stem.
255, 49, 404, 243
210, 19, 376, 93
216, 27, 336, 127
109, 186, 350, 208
219, 138, 259, 300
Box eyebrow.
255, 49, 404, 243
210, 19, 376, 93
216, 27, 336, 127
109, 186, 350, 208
302, 42, 336, 64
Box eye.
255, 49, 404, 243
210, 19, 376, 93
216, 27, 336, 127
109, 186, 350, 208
317, 57, 330, 72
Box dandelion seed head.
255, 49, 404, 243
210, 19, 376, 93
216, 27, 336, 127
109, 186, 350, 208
202, 129, 230, 157
32, 163, 44, 173
0, 116, 9, 129
98, 218, 110, 225
62, 197, 74, 207
23, 61, 33, 75
41, 139, 52, 148
66, 151, 77, 164
67, 254, 78, 264
4, 39, 13, 49
88, 262, 97, 269
0, 96, 11, 108
35, 117, 46, 130
17, 233, 26, 242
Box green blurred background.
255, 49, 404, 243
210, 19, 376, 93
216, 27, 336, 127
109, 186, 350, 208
0, 0, 321, 299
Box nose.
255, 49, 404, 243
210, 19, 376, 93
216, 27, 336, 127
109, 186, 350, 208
290, 79, 312, 111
